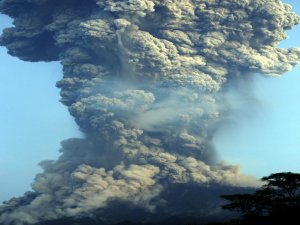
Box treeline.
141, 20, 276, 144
209, 172, 300, 225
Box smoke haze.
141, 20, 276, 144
0, 0, 300, 224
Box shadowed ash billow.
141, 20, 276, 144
0, 0, 300, 224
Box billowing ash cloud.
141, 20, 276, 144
1, 0, 300, 224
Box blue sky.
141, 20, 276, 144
214, 0, 300, 177
0, 15, 81, 202
214, 69, 300, 176
0, 0, 300, 202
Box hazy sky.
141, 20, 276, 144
0, 0, 300, 203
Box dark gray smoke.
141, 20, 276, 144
0, 0, 300, 224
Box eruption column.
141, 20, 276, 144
0, 0, 300, 224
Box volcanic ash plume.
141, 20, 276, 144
1, 0, 300, 224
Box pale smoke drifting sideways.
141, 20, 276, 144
0, 0, 300, 224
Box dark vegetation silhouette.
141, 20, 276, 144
208, 172, 300, 225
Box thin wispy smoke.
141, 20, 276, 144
0, 0, 299, 224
